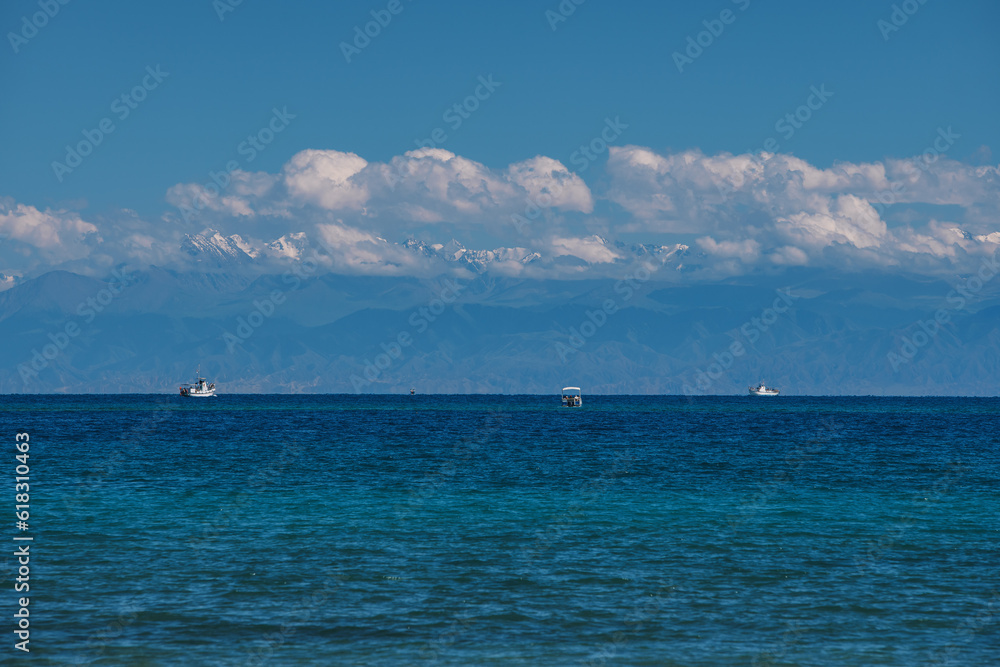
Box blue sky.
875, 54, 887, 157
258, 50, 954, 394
1, 0, 999, 281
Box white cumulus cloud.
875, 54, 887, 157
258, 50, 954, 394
550, 236, 620, 264
0, 200, 100, 264
283, 149, 369, 210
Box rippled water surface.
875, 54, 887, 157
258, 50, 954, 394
3, 395, 998, 665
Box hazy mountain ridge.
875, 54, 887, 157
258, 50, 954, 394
2, 266, 998, 395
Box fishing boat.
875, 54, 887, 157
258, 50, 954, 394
561, 386, 582, 407
179, 366, 216, 397
748, 381, 779, 396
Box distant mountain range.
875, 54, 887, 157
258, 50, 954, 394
179, 230, 311, 266
2, 253, 998, 394
400, 238, 543, 271
175, 228, 690, 275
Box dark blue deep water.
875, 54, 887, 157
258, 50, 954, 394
2, 395, 998, 665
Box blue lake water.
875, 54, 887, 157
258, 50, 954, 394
2, 395, 998, 665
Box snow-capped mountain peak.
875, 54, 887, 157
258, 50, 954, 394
179, 229, 688, 275
950, 227, 1000, 243
265, 232, 310, 261
181, 229, 260, 265
440, 238, 467, 261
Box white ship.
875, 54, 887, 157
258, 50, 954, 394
748, 381, 779, 396
561, 387, 582, 407
179, 366, 216, 397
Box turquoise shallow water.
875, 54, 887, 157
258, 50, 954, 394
2, 395, 998, 665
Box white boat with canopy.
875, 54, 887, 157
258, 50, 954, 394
561, 387, 582, 407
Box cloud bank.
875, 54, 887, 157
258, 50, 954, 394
2, 144, 998, 284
